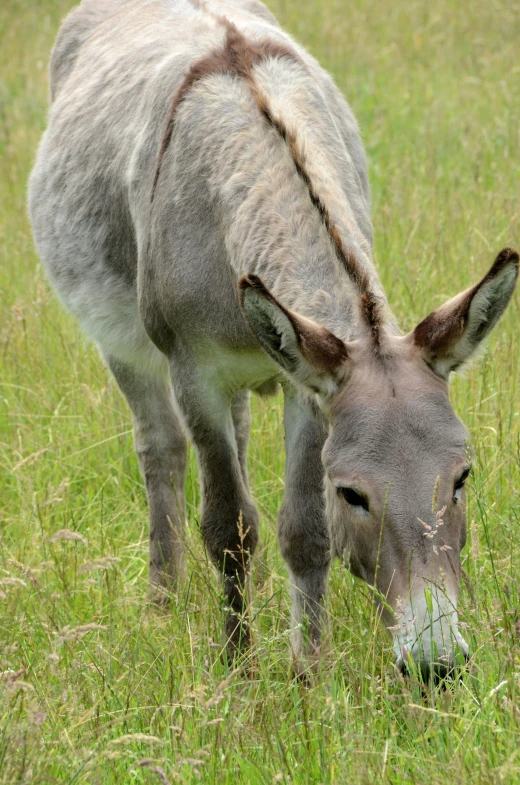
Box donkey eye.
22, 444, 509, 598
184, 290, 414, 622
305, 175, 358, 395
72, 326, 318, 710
454, 468, 470, 490
453, 468, 470, 503
339, 487, 369, 512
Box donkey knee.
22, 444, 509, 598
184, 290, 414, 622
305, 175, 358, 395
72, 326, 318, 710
134, 422, 187, 483
278, 501, 331, 576
201, 499, 259, 573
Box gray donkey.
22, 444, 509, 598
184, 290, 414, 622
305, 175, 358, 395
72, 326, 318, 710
30, 0, 518, 679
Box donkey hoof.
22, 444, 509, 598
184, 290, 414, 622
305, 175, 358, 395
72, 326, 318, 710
224, 614, 254, 659
147, 581, 175, 609
291, 662, 313, 685
148, 561, 185, 600
290, 645, 323, 684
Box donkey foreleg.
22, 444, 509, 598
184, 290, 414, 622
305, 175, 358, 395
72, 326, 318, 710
278, 386, 331, 673
169, 353, 259, 656
105, 356, 187, 597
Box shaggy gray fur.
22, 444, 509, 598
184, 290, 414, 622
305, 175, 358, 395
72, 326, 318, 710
30, 0, 518, 674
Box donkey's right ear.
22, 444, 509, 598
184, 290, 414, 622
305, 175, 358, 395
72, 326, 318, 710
411, 248, 518, 378
239, 275, 348, 397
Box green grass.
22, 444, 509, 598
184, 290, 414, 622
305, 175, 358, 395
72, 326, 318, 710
1, 0, 519, 782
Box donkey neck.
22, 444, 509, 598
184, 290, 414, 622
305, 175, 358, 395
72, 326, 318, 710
152, 15, 397, 343
214, 100, 396, 343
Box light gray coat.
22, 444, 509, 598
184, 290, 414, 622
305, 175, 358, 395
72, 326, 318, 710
30, 0, 518, 678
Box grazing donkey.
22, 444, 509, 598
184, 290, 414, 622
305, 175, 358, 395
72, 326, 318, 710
30, 0, 518, 678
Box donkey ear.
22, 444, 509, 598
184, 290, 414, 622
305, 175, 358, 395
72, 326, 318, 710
239, 275, 348, 397
412, 248, 519, 378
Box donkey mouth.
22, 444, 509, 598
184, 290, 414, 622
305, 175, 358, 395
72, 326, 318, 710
397, 655, 470, 685
395, 638, 470, 684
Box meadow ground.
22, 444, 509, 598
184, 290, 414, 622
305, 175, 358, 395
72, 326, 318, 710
1, 0, 519, 782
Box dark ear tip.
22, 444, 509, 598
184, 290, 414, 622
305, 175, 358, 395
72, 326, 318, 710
492, 247, 519, 275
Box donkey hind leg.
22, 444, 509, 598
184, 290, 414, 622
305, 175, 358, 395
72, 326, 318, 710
105, 356, 187, 598
169, 355, 259, 656
278, 385, 331, 672
231, 390, 252, 488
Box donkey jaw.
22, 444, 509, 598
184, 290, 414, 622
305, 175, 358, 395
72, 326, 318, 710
390, 585, 469, 677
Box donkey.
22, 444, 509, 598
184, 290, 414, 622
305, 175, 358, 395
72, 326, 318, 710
29, 0, 518, 679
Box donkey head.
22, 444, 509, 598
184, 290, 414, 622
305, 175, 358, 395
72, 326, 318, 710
240, 248, 518, 679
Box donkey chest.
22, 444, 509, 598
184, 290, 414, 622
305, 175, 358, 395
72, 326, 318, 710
193, 345, 283, 398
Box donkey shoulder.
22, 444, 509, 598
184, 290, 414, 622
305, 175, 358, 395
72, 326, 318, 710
49, 0, 279, 103
50, 0, 131, 101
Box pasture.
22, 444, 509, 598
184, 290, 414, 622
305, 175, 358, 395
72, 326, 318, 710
1, 0, 519, 782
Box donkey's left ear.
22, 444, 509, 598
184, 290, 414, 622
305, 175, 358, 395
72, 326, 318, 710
412, 248, 518, 378
239, 274, 348, 397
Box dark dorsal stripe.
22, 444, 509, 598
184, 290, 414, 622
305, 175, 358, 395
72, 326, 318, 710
151, 13, 382, 343
151, 20, 295, 200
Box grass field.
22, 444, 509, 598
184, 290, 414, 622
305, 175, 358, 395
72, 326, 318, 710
1, 0, 519, 782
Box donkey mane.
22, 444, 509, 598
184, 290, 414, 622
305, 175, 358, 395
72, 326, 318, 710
152, 4, 383, 345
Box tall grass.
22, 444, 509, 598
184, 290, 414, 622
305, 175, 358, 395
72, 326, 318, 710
0, 0, 519, 782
